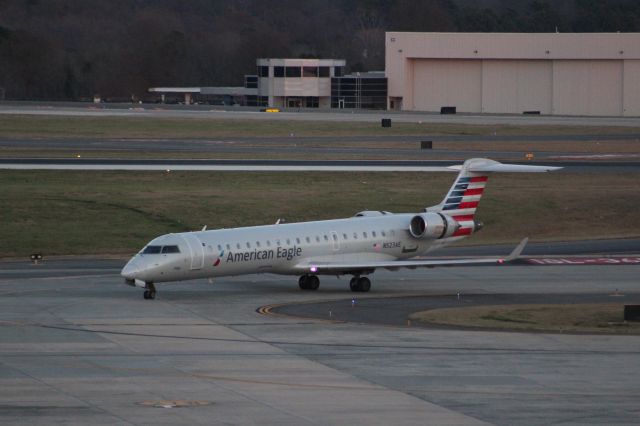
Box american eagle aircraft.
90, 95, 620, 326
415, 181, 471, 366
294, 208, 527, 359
122, 158, 560, 299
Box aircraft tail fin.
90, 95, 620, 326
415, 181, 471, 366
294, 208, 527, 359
426, 158, 561, 237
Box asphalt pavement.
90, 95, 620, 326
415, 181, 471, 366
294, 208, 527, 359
1, 259, 639, 425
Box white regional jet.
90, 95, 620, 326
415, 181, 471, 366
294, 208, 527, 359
121, 158, 560, 299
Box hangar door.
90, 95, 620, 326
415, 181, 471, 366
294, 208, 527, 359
553, 60, 623, 116
624, 60, 640, 116
411, 59, 482, 112
482, 60, 552, 114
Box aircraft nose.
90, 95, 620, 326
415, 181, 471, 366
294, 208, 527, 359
121, 257, 142, 280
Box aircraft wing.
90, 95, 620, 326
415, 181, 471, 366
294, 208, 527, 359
295, 238, 528, 274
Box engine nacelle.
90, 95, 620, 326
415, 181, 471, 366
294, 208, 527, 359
408, 212, 460, 239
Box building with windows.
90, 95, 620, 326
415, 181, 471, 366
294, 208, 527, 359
148, 86, 257, 106
331, 71, 387, 110
386, 32, 640, 116
148, 58, 388, 110
256, 58, 345, 108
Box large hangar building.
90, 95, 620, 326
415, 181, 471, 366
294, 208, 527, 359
386, 32, 640, 116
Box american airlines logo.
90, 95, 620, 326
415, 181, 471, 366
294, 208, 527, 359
213, 251, 224, 266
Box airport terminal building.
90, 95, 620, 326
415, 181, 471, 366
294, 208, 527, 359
254, 59, 387, 109
386, 32, 640, 116
150, 58, 388, 110
256, 58, 343, 108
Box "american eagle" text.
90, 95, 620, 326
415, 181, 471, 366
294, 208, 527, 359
225, 246, 303, 263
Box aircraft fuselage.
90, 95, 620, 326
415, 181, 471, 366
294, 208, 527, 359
122, 213, 459, 284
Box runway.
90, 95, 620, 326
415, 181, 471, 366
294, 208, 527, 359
2, 133, 640, 154
3, 102, 640, 166
2, 135, 640, 164
1, 241, 639, 425
1, 157, 639, 172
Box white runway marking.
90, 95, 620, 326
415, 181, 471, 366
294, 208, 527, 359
0, 164, 456, 172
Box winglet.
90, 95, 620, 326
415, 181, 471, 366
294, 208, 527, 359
505, 237, 528, 262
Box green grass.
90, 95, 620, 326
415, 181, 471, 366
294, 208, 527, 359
480, 313, 535, 324
2, 114, 640, 139
410, 304, 640, 334
1, 170, 640, 257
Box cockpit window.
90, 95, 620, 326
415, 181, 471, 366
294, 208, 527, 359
161, 245, 180, 254
143, 245, 180, 254
143, 245, 162, 254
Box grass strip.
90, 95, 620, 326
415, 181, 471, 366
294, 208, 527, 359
410, 304, 640, 334
2, 114, 640, 139
1, 170, 639, 257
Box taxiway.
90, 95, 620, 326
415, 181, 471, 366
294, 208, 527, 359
1, 158, 639, 172
1, 244, 639, 425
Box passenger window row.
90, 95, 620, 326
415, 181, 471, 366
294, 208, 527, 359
216, 230, 396, 252
143, 230, 397, 255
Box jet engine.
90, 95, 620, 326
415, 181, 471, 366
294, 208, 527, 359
408, 212, 460, 239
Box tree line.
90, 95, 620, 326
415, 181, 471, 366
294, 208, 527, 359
0, 0, 639, 101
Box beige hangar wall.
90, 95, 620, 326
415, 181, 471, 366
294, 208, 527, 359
387, 32, 640, 117
411, 59, 482, 112
623, 60, 640, 115
410, 59, 554, 115
552, 60, 623, 116
482, 60, 552, 114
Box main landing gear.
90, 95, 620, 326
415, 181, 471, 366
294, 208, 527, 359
299, 274, 320, 290
143, 282, 156, 300
298, 275, 371, 292
349, 276, 371, 293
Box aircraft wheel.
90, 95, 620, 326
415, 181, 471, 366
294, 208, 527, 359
144, 283, 157, 300
349, 277, 361, 292
307, 275, 320, 290
298, 275, 308, 290
358, 277, 371, 292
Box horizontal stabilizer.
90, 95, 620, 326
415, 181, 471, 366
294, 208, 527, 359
447, 158, 562, 173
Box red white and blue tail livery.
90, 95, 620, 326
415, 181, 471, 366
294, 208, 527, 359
427, 157, 524, 239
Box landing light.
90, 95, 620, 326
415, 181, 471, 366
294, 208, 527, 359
310, 266, 318, 273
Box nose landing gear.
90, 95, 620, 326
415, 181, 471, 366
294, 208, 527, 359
143, 282, 156, 300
